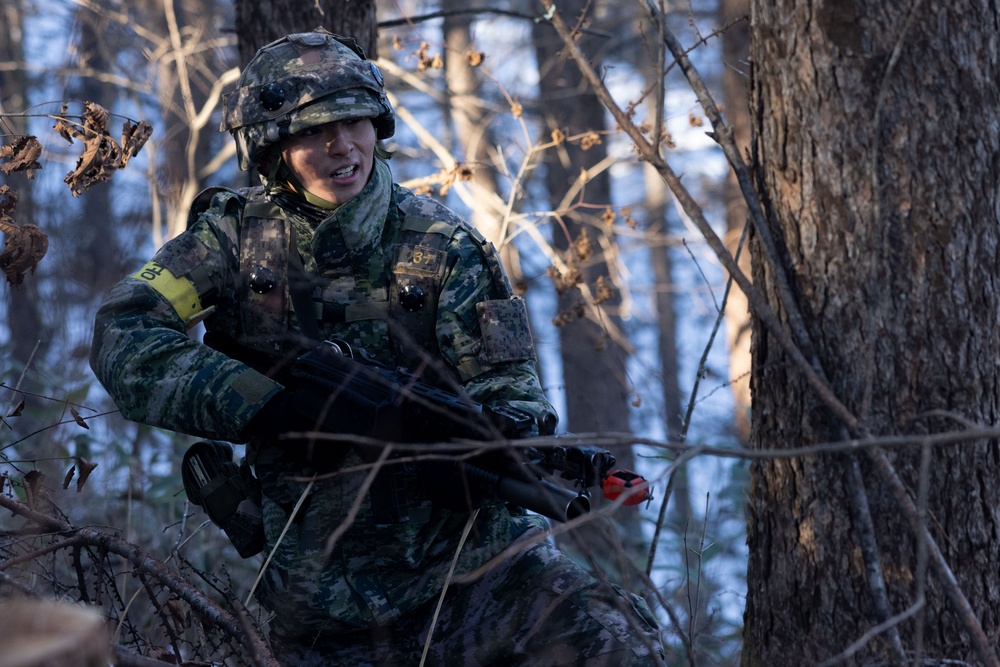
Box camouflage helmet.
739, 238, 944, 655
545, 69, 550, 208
221, 29, 394, 171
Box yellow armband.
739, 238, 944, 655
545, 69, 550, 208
132, 261, 213, 328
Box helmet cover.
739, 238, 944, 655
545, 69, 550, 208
222, 29, 394, 170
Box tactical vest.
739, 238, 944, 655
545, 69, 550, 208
192, 186, 514, 383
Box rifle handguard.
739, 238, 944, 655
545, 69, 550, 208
289, 339, 654, 522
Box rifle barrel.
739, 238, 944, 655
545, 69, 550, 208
495, 475, 590, 522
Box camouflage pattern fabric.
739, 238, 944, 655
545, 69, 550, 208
221, 29, 393, 170
90, 153, 663, 663
269, 524, 666, 666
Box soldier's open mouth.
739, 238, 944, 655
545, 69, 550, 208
331, 165, 358, 179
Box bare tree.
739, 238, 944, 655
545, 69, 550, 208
718, 0, 751, 445
440, 0, 525, 279
529, 0, 650, 582
0, 0, 50, 369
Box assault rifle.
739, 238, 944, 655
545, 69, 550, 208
288, 340, 653, 522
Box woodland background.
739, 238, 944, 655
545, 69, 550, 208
2, 0, 999, 666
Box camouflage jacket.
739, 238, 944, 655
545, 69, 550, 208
90, 158, 554, 636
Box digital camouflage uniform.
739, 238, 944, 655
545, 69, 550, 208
90, 28, 665, 666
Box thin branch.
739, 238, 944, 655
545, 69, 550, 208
0, 495, 278, 667
536, 0, 857, 433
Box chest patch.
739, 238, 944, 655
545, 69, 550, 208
395, 243, 445, 277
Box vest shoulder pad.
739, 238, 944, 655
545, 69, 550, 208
187, 186, 257, 230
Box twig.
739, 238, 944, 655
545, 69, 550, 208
245, 476, 315, 606
0, 494, 277, 665
419, 508, 480, 666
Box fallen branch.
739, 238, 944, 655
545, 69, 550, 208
0, 494, 278, 667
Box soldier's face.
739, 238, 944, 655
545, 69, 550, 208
279, 118, 377, 204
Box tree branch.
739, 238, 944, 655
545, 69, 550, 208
0, 494, 279, 667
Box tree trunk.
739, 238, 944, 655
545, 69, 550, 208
235, 0, 377, 62
0, 0, 50, 367
531, 0, 646, 583
719, 0, 752, 445
744, 2, 1000, 665
441, 2, 525, 286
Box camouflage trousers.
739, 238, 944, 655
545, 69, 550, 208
269, 529, 666, 666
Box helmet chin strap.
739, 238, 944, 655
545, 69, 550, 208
263, 153, 340, 211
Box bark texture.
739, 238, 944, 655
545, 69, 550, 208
744, 1, 1000, 665
235, 0, 377, 62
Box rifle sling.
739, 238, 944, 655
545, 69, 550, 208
286, 225, 322, 344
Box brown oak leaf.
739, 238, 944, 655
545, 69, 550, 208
7, 398, 24, 417
70, 406, 90, 429
0, 219, 49, 286
0, 135, 43, 179
77, 457, 97, 491
0, 184, 16, 218
120, 119, 152, 168
57, 102, 152, 195
23, 470, 45, 510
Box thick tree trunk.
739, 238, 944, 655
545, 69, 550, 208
0, 0, 50, 367
441, 3, 524, 284
234, 0, 377, 62
744, 1, 1000, 665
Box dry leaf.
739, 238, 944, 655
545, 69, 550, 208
84, 101, 111, 132
0, 600, 110, 666
593, 275, 613, 305
466, 50, 485, 67
8, 399, 24, 417
572, 229, 592, 262
415, 42, 443, 70
64, 132, 113, 195
580, 132, 602, 150
120, 119, 152, 168
70, 406, 90, 429
77, 458, 97, 492
166, 598, 187, 630
62, 465, 75, 490
0, 135, 43, 179
58, 102, 151, 195
0, 184, 16, 218
0, 220, 49, 286
53, 102, 81, 143
23, 470, 44, 510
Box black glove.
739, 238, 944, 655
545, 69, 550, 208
245, 344, 405, 442
181, 441, 264, 558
